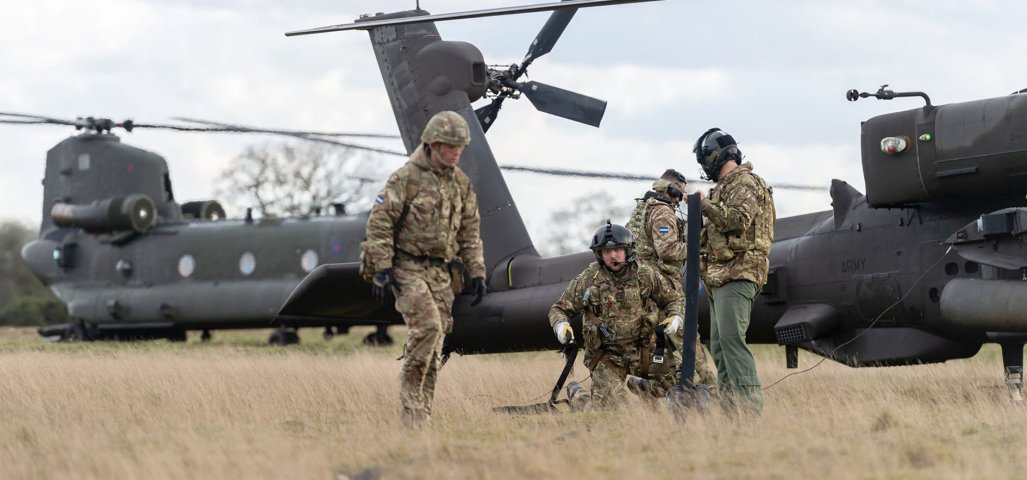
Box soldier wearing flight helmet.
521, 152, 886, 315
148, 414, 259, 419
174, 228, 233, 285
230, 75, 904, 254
693, 128, 776, 414
549, 221, 684, 409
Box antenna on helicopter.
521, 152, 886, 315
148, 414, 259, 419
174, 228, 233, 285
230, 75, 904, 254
846, 84, 933, 108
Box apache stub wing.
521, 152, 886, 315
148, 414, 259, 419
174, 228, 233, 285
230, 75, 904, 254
276, 263, 401, 327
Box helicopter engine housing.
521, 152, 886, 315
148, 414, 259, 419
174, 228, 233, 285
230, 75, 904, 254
51, 194, 157, 234
861, 93, 1027, 207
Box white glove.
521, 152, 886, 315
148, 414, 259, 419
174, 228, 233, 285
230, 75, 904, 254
661, 315, 683, 336
553, 321, 574, 344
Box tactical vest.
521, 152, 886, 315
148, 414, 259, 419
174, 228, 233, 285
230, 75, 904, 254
578, 262, 659, 362
627, 194, 682, 277
700, 163, 775, 287
393, 150, 469, 261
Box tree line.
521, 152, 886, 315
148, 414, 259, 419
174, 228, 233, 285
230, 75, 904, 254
0, 221, 70, 326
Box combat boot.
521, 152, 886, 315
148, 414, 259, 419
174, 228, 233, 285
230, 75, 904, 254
566, 381, 591, 411
401, 407, 428, 429
625, 375, 650, 396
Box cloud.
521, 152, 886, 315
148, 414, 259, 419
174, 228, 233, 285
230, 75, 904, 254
4, 0, 1027, 235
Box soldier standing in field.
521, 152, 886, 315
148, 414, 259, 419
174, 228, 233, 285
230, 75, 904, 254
693, 128, 775, 413
361, 111, 488, 427
549, 221, 684, 409
626, 168, 718, 393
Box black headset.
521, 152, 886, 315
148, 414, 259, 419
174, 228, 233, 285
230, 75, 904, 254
662, 169, 687, 200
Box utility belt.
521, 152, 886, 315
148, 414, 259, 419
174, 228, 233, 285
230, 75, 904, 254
586, 337, 640, 370
395, 248, 449, 268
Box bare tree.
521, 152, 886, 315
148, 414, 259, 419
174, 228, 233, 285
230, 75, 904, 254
216, 141, 386, 218
536, 190, 635, 257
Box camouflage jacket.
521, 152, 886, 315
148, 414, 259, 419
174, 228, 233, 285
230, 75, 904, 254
364, 145, 486, 278
627, 193, 686, 278
549, 261, 683, 366
700, 162, 776, 288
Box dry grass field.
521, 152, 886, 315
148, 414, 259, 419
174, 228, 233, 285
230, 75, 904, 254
1, 326, 1025, 480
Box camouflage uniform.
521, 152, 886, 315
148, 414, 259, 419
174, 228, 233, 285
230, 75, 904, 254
363, 112, 485, 425
549, 260, 684, 409
627, 189, 718, 392
700, 161, 775, 412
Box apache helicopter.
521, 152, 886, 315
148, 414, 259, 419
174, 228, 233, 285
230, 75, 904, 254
4, 112, 414, 345
277, 0, 1027, 399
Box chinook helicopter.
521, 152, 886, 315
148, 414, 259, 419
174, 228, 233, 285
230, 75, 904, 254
275, 0, 1027, 399
4, 113, 417, 345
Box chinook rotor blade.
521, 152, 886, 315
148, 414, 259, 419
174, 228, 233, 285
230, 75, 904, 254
519, 81, 607, 127
0, 112, 89, 128
153, 118, 407, 156
0, 118, 48, 124
0, 111, 407, 156
499, 164, 829, 191
285, 0, 662, 36
172, 117, 400, 139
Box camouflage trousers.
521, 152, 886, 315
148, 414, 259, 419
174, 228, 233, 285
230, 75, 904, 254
393, 260, 454, 425
661, 272, 718, 393
569, 355, 631, 410
569, 352, 677, 410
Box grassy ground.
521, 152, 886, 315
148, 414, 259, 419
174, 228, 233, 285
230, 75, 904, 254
0, 326, 1024, 480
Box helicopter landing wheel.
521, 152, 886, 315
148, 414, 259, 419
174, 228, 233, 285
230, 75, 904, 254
323, 326, 335, 341
269, 328, 300, 346
201, 329, 212, 343
63, 320, 93, 342
363, 324, 394, 347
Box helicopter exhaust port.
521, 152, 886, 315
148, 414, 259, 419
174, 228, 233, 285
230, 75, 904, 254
51, 194, 157, 234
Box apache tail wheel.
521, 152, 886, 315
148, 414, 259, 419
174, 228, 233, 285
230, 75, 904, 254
269, 328, 300, 346
362, 325, 394, 347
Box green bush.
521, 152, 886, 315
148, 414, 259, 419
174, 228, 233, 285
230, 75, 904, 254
0, 296, 71, 327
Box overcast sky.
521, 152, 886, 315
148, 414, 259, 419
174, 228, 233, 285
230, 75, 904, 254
3, 0, 1027, 248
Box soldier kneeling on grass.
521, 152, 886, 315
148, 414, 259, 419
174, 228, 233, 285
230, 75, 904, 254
548, 221, 685, 409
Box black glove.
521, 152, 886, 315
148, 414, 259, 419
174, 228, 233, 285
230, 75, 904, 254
470, 276, 487, 307
372, 269, 398, 304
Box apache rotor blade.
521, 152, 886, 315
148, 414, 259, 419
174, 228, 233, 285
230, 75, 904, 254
522, 1, 578, 70
285, 0, 662, 36
519, 81, 607, 127
475, 98, 506, 133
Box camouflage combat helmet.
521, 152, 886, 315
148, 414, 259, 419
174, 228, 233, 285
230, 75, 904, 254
693, 128, 741, 181
590, 219, 636, 266
421, 111, 471, 146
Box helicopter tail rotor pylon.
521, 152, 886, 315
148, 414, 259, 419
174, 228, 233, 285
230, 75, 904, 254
287, 0, 660, 132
